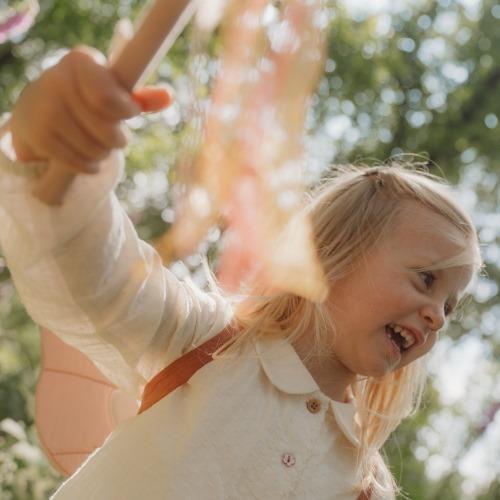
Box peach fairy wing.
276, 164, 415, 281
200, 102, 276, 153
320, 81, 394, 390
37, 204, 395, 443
156, 0, 329, 302
216, 173, 267, 291
35, 328, 138, 476
218, 0, 329, 302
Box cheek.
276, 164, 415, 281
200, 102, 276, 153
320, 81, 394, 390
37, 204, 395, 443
376, 281, 416, 314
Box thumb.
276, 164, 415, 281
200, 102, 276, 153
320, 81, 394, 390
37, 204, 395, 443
132, 86, 173, 113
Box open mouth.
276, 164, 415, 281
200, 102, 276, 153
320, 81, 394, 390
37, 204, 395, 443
385, 323, 417, 353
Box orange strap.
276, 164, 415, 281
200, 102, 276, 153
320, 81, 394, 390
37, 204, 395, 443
138, 326, 237, 414
137, 326, 371, 500
357, 488, 372, 500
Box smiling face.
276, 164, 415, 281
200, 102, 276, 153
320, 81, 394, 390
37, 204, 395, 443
324, 201, 476, 382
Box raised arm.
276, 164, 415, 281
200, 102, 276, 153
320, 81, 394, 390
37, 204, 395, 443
0, 51, 230, 397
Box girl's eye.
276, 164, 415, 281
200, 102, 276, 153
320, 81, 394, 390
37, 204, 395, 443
419, 271, 436, 288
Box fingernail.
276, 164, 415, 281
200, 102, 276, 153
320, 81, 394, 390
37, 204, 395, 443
133, 85, 174, 113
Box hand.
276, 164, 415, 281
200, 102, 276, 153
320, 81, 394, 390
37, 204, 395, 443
10, 46, 172, 173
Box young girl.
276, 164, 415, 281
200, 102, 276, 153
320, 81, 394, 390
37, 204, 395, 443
1, 47, 481, 499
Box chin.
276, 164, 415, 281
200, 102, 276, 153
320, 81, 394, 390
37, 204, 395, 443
356, 359, 398, 378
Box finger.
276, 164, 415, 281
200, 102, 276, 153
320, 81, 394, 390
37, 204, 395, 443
56, 103, 111, 162
68, 50, 140, 121
72, 45, 108, 66
42, 131, 100, 175
11, 133, 42, 163
62, 90, 128, 151
132, 86, 173, 113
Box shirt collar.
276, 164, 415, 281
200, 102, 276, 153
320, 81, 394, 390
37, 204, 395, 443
331, 399, 360, 446
255, 336, 359, 446
255, 335, 319, 394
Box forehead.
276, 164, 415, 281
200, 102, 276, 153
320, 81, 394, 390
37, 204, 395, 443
390, 202, 468, 254
384, 202, 477, 290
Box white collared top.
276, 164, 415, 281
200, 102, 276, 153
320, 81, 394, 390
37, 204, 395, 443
0, 132, 366, 499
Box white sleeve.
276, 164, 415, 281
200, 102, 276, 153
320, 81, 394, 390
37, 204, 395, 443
0, 130, 232, 398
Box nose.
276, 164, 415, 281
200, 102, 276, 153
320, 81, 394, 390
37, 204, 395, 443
420, 300, 446, 332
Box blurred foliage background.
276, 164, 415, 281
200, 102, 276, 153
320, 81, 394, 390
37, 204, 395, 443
0, 0, 499, 498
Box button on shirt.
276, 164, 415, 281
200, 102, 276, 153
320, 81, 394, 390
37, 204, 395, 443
0, 133, 364, 499
307, 398, 322, 413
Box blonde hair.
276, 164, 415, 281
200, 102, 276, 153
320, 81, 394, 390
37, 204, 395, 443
212, 163, 482, 498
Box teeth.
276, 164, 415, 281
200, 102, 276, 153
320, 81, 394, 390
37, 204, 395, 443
388, 323, 416, 349
400, 330, 415, 349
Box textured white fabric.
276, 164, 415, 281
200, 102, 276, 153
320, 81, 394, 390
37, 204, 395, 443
0, 133, 364, 499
